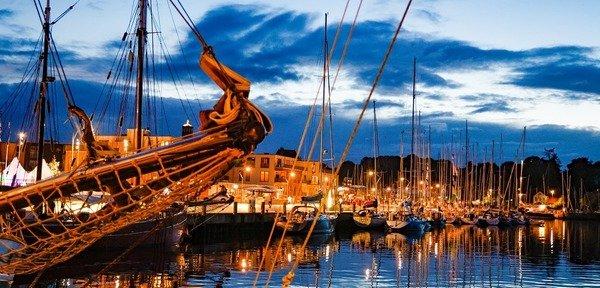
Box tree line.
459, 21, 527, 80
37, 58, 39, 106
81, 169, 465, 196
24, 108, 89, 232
337, 152, 600, 211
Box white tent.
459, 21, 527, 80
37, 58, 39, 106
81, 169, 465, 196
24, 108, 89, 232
2, 157, 28, 187
25, 159, 53, 184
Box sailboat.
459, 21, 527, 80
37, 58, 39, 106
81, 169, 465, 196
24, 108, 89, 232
353, 101, 386, 230
275, 193, 336, 235
0, 0, 271, 276
276, 13, 338, 236
387, 211, 428, 233
386, 58, 427, 234
353, 199, 386, 230
476, 210, 500, 226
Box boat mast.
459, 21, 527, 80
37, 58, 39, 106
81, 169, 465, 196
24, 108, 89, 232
319, 13, 327, 186
372, 100, 379, 198
410, 57, 416, 200
464, 119, 469, 202
135, 0, 147, 151
36, 0, 52, 181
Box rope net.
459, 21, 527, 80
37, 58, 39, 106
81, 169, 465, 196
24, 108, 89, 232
0, 51, 272, 275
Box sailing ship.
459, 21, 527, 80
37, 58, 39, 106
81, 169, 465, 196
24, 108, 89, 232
0, 0, 271, 276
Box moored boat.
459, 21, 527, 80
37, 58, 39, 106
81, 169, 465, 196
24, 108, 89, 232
387, 213, 427, 233
461, 212, 479, 225
509, 211, 530, 226
477, 211, 500, 226
426, 209, 446, 228
352, 199, 386, 230
276, 205, 336, 235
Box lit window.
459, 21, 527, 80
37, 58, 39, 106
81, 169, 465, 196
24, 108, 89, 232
260, 171, 269, 182
260, 157, 270, 168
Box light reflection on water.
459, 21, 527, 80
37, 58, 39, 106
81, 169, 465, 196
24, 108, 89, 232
12, 220, 600, 287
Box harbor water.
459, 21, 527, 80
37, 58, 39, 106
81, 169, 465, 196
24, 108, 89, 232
12, 220, 599, 287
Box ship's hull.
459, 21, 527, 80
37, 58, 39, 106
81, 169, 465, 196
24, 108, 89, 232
477, 217, 500, 226
276, 214, 336, 235
352, 214, 387, 230
387, 219, 427, 233
461, 217, 478, 225
91, 210, 187, 249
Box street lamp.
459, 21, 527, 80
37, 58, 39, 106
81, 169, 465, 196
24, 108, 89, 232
17, 132, 26, 160
289, 171, 296, 178
550, 189, 555, 196
18, 132, 26, 145
368, 170, 374, 177
518, 192, 524, 204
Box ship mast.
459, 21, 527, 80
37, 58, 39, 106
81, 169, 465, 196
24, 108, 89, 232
36, 0, 52, 181
134, 0, 147, 151
410, 57, 416, 200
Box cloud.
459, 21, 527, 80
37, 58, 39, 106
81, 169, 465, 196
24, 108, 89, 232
0, 4, 599, 165
511, 61, 600, 95
0, 9, 14, 20
470, 99, 514, 114
414, 9, 441, 23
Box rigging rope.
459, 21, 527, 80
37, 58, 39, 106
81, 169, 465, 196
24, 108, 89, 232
334, 0, 413, 178
287, 0, 362, 192
50, 0, 80, 25
282, 208, 323, 287
282, 1, 414, 286
263, 210, 291, 288
252, 211, 280, 287
168, 0, 208, 49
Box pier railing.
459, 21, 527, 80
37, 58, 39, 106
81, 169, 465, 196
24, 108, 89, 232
187, 202, 401, 215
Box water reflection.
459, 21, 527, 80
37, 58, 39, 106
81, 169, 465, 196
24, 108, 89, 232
12, 220, 599, 287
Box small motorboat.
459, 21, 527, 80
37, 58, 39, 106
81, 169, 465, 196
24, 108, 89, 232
450, 216, 463, 226
275, 205, 336, 235
426, 209, 446, 228
461, 212, 478, 225
387, 213, 428, 233
477, 211, 500, 226
275, 193, 336, 235
352, 199, 386, 230
509, 211, 530, 225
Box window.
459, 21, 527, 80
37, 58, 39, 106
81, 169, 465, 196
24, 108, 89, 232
260, 171, 269, 182
246, 157, 255, 167
274, 171, 286, 182
260, 157, 270, 168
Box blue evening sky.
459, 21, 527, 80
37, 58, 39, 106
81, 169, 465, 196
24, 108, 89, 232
0, 0, 598, 165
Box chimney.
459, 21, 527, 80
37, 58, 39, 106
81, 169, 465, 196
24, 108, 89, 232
181, 120, 193, 137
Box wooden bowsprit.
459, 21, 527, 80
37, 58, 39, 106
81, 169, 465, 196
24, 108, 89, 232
0, 49, 272, 275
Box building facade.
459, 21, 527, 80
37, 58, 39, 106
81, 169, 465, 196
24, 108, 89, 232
210, 153, 335, 203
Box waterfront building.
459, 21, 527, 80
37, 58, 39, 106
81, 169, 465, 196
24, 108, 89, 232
63, 128, 176, 172
209, 152, 335, 204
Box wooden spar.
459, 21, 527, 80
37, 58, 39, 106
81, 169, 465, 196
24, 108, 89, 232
0, 0, 272, 273
36, 0, 51, 181
134, 0, 147, 151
